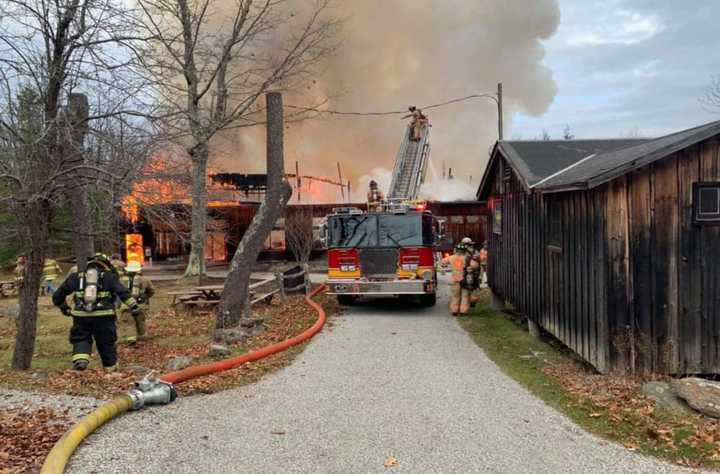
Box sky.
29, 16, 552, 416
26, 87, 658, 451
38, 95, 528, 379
511, 0, 720, 140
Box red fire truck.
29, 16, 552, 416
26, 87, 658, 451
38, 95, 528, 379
324, 204, 441, 306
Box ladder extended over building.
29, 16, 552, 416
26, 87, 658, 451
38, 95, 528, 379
387, 124, 431, 200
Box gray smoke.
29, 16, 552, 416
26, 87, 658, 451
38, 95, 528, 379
212, 0, 560, 202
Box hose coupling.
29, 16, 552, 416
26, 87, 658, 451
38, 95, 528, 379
127, 372, 177, 410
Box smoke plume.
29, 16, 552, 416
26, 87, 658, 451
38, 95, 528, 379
212, 0, 560, 202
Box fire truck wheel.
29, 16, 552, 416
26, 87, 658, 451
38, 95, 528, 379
419, 293, 437, 307
337, 295, 358, 306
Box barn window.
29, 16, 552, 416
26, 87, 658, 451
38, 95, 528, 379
492, 200, 502, 234
547, 197, 562, 248
694, 183, 720, 223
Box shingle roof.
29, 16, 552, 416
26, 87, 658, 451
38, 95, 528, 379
535, 120, 720, 192
499, 139, 648, 187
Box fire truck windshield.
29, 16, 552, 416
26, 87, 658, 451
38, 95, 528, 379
328, 215, 378, 248
328, 213, 433, 248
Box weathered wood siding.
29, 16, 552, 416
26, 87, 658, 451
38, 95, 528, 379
487, 157, 610, 372
608, 140, 720, 373
487, 138, 720, 374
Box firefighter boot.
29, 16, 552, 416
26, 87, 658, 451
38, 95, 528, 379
134, 312, 148, 341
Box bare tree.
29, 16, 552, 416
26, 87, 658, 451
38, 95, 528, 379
563, 124, 574, 140
0, 0, 155, 369
215, 92, 292, 338
702, 75, 720, 112
135, 0, 340, 280
285, 206, 314, 264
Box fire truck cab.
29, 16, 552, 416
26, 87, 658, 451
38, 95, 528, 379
322, 203, 441, 306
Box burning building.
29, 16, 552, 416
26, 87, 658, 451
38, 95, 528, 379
119, 169, 487, 264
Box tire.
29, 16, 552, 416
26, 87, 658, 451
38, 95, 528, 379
419, 293, 437, 307
337, 295, 358, 306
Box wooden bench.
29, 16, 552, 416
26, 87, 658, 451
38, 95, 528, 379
0, 280, 16, 298
180, 299, 220, 315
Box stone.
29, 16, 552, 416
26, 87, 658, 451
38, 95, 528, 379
165, 356, 194, 371
213, 328, 249, 345
123, 364, 151, 376
209, 344, 232, 358
0, 304, 20, 319
671, 377, 720, 418
641, 381, 693, 414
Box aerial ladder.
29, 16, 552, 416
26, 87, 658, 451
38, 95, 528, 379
387, 121, 431, 201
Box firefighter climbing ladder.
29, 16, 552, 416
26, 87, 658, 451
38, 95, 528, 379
388, 124, 431, 200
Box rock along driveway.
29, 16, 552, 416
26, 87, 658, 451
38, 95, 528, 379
70, 276, 689, 473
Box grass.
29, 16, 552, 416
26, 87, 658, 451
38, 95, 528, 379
458, 291, 720, 469
0, 281, 337, 399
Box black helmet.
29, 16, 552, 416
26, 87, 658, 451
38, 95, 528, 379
369, 180, 378, 188
89, 252, 112, 271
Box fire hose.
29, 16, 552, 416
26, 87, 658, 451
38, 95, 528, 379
40, 285, 327, 474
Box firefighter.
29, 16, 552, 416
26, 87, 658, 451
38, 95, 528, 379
402, 106, 427, 141
52, 253, 139, 371
442, 241, 479, 315
461, 237, 482, 306
479, 241, 488, 285
110, 253, 126, 275
367, 180, 384, 213
120, 261, 154, 343
41, 258, 62, 296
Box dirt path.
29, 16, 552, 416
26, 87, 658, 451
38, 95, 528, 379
68, 277, 689, 473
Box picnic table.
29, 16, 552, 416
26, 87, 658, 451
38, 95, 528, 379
165, 289, 202, 306
194, 285, 224, 300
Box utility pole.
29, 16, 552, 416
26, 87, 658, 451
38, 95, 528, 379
497, 82, 504, 141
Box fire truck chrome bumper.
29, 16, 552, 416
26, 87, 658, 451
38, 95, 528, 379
326, 279, 434, 295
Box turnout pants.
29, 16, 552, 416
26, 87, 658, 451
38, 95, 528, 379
450, 282, 471, 314
69, 316, 118, 368
120, 308, 148, 341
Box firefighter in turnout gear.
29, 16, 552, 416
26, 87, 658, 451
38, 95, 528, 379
110, 253, 126, 275
41, 258, 62, 296
367, 180, 384, 213
441, 241, 479, 315
52, 253, 139, 371
461, 237, 482, 306
120, 261, 154, 343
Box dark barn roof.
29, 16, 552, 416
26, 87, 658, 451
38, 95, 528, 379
477, 119, 720, 198
500, 139, 647, 187
536, 120, 720, 192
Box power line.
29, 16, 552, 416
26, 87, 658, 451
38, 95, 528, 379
284, 93, 499, 117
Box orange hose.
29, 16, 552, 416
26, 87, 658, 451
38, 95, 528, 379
162, 285, 327, 385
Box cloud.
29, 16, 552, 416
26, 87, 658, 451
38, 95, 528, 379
512, 0, 720, 140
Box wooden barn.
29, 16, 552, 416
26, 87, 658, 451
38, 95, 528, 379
477, 120, 720, 374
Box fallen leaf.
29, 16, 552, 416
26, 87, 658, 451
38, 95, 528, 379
384, 457, 398, 468
588, 413, 602, 418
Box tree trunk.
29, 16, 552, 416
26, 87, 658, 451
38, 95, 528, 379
184, 141, 208, 280
66, 94, 93, 269
12, 202, 50, 370
215, 92, 292, 335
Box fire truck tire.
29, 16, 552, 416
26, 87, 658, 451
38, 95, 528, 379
337, 295, 358, 306
420, 293, 437, 307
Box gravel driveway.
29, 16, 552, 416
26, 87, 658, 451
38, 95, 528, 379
68, 276, 688, 473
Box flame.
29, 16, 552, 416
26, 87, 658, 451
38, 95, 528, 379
125, 234, 144, 264
122, 152, 192, 223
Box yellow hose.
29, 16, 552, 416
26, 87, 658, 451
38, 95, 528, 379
41, 395, 134, 474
